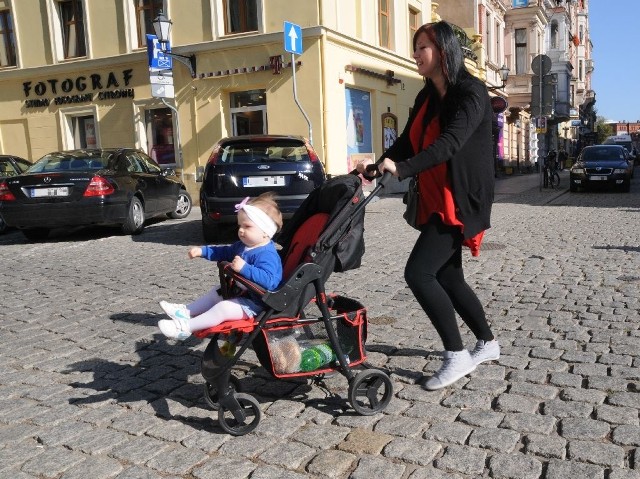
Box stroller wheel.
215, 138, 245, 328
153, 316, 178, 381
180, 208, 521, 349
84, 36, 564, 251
203, 374, 241, 411
218, 393, 262, 436
348, 368, 393, 416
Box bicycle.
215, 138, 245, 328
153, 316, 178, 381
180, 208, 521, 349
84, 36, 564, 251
543, 161, 560, 189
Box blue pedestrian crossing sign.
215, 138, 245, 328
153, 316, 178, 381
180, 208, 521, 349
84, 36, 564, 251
284, 22, 302, 55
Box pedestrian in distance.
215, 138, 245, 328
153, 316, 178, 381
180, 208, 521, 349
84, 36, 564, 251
357, 21, 500, 390
158, 192, 283, 340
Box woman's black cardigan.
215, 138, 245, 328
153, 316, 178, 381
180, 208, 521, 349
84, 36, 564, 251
382, 73, 495, 240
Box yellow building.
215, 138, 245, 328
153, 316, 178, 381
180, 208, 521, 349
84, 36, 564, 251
0, 1, 482, 200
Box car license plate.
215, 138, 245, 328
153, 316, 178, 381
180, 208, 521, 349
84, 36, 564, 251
589, 176, 607, 181
243, 176, 285, 187
31, 187, 70, 197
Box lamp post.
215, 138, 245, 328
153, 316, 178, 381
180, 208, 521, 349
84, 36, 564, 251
152, 11, 197, 78
488, 65, 510, 176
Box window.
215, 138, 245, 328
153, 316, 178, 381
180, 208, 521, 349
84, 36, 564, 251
485, 13, 492, 61
515, 28, 527, 74
58, 0, 86, 58
0, 9, 17, 67
579, 60, 583, 81
550, 21, 558, 49
230, 89, 266, 135
135, 0, 163, 48
145, 108, 176, 165
224, 0, 258, 34
378, 0, 392, 49
408, 7, 419, 53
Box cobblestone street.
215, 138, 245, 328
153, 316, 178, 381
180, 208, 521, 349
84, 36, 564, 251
1, 171, 639, 478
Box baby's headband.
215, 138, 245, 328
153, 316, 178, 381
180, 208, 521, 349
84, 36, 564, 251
235, 197, 277, 238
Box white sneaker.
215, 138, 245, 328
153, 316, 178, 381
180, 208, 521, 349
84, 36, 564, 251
159, 301, 190, 321
470, 339, 500, 366
158, 316, 191, 340
423, 350, 476, 390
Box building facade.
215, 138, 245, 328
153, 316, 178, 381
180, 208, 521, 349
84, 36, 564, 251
0, 0, 592, 201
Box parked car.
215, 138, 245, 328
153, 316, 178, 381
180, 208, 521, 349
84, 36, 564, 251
199, 135, 326, 242
569, 145, 634, 193
0, 148, 192, 241
0, 155, 32, 233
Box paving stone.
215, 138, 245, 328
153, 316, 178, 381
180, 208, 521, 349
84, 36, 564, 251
350, 454, 406, 479
609, 392, 640, 409
587, 375, 631, 392
422, 421, 473, 445
524, 433, 567, 459
509, 381, 559, 399
612, 425, 640, 446
560, 387, 608, 404
596, 404, 639, 426
337, 427, 394, 455
383, 437, 442, 465
289, 424, 350, 450
434, 444, 486, 476
407, 467, 464, 479
489, 451, 543, 479
191, 455, 257, 479
495, 393, 540, 414
458, 409, 505, 428
306, 449, 357, 478
373, 414, 428, 437
500, 412, 556, 434
403, 402, 460, 422
58, 455, 124, 479
20, 447, 86, 477
560, 418, 610, 440
144, 445, 209, 475
467, 426, 520, 453
109, 435, 173, 465
609, 469, 640, 479
218, 433, 275, 459
441, 390, 492, 410
545, 458, 605, 479
549, 372, 583, 388
543, 399, 593, 418
568, 440, 626, 468
258, 440, 317, 469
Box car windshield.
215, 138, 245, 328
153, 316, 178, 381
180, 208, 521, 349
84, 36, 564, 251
218, 140, 309, 164
581, 148, 626, 162
26, 151, 112, 173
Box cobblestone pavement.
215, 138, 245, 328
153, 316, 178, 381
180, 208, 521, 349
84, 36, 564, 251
1, 171, 639, 478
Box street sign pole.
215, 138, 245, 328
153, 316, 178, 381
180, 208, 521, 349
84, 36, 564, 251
284, 22, 312, 144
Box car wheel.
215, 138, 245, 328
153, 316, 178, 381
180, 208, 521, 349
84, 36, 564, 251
122, 197, 145, 235
22, 227, 50, 241
169, 190, 192, 219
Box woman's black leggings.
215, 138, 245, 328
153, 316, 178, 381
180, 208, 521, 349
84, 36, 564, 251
404, 214, 494, 351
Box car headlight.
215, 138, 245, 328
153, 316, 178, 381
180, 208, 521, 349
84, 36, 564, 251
613, 169, 627, 174
571, 168, 585, 174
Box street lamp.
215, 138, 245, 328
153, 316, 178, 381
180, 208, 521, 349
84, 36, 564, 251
152, 11, 197, 78
487, 64, 510, 91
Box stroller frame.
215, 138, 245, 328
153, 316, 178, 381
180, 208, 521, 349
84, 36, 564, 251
196, 172, 394, 436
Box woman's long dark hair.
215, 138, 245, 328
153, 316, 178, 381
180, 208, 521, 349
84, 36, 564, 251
412, 21, 468, 87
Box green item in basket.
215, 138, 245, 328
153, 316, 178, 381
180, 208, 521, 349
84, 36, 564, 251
299, 343, 336, 372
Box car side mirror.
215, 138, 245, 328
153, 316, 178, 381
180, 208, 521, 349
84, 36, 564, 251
161, 168, 176, 177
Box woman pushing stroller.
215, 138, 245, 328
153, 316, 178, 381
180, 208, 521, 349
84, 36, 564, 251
357, 21, 500, 390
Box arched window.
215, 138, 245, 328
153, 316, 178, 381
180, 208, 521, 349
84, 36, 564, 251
550, 21, 558, 49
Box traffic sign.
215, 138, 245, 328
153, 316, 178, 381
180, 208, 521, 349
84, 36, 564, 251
284, 22, 302, 55
146, 34, 173, 71
151, 83, 175, 99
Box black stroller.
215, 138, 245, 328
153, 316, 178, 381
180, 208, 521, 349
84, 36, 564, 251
194, 171, 394, 435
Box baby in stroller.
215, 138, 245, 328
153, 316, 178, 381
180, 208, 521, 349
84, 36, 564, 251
158, 192, 283, 340
160, 172, 394, 435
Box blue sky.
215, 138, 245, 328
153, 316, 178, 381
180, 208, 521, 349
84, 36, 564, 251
589, 0, 640, 122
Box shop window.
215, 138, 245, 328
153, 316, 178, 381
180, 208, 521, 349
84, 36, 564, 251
145, 108, 176, 165
230, 90, 266, 135
134, 0, 163, 48
0, 9, 17, 67
378, 0, 392, 49
58, 0, 86, 59
66, 115, 97, 149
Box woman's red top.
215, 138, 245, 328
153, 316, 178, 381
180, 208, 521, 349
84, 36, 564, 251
408, 99, 485, 256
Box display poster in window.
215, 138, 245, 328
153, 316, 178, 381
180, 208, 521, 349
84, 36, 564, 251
345, 87, 372, 159
84, 118, 97, 148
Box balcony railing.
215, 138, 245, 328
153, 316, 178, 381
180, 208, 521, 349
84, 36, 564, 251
451, 23, 478, 62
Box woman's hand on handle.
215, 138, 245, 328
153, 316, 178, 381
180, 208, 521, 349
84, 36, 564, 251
378, 158, 398, 177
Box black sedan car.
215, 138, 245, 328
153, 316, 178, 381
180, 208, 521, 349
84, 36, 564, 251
569, 145, 634, 193
199, 135, 326, 242
0, 148, 192, 241
0, 155, 32, 233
